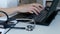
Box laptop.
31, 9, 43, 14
10, 0, 60, 26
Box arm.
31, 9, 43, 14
0, 3, 44, 17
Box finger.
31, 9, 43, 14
27, 9, 33, 14
36, 4, 44, 9
31, 9, 38, 15
33, 5, 43, 13
28, 11, 33, 14
32, 7, 40, 13
32, 3, 44, 9
33, 5, 41, 10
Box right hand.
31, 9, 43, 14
18, 3, 44, 15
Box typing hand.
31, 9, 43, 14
18, 3, 44, 15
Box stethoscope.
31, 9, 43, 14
0, 11, 36, 31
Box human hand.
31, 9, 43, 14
18, 3, 44, 15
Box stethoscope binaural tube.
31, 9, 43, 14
0, 11, 9, 28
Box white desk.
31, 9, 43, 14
0, 8, 60, 34
6, 13, 60, 34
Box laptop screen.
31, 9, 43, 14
57, 0, 60, 7
47, 0, 59, 17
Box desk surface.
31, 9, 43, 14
0, 8, 60, 34
6, 14, 60, 34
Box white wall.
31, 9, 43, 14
0, 0, 19, 8
0, 0, 8, 8
7, 0, 19, 8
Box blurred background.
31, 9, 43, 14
0, 0, 60, 8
